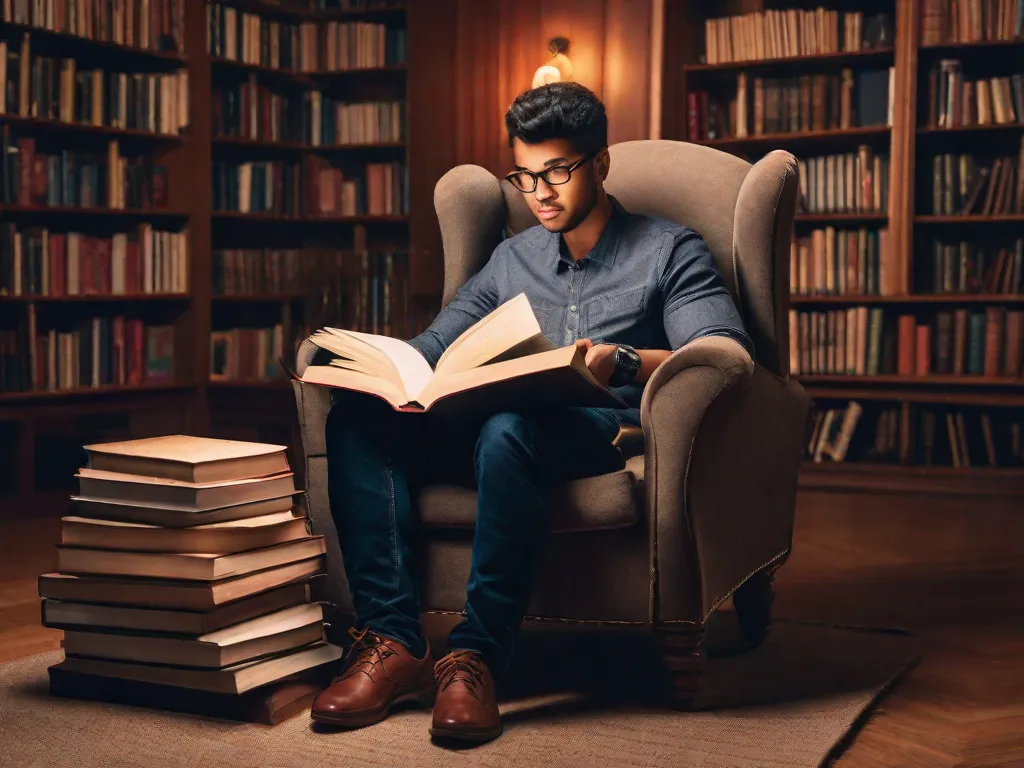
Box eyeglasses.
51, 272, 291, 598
505, 151, 598, 193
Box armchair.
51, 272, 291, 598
290, 139, 811, 705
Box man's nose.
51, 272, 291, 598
534, 179, 556, 203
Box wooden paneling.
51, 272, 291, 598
408, 0, 657, 297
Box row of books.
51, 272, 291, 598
920, 0, 1024, 45
929, 142, 1024, 215
213, 247, 305, 296
797, 147, 889, 214
690, 68, 892, 141
808, 400, 1024, 468
789, 306, 1024, 378
789, 227, 895, 297
207, 3, 406, 71
926, 60, 1024, 128
0, 36, 189, 135
0, 133, 169, 209
926, 237, 1023, 294
703, 10, 893, 65
0, 224, 188, 297
42, 436, 340, 702
1, 0, 186, 54
212, 78, 403, 145
305, 248, 410, 338
210, 325, 286, 383
0, 314, 174, 393
211, 158, 407, 216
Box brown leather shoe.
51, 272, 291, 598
310, 627, 435, 728
430, 650, 502, 743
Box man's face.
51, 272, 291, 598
509, 138, 607, 233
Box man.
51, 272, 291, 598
311, 82, 753, 744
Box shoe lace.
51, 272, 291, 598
435, 651, 487, 702
337, 626, 399, 685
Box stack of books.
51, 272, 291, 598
39, 435, 342, 723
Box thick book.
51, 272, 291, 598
54, 641, 343, 695
41, 582, 310, 635
38, 557, 324, 610
69, 494, 299, 527
59, 510, 309, 554
55, 536, 326, 581
83, 435, 290, 483
74, 468, 297, 510
62, 604, 326, 669
299, 293, 626, 416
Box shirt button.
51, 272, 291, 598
570, 305, 577, 312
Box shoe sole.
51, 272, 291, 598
310, 684, 436, 729
429, 722, 503, 744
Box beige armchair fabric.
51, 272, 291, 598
291, 139, 810, 701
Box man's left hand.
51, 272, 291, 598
576, 339, 617, 386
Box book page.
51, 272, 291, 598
311, 329, 433, 402
434, 293, 544, 379
337, 331, 434, 400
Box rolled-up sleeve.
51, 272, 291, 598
659, 228, 754, 356
406, 245, 502, 368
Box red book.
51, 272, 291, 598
915, 325, 931, 376
897, 314, 916, 376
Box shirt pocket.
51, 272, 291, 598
585, 285, 647, 341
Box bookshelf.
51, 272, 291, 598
0, 0, 417, 516
662, 0, 1024, 495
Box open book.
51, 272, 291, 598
298, 293, 627, 416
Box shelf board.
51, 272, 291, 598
0, 293, 190, 302
212, 294, 305, 301
917, 122, 1024, 135
798, 461, 1024, 495
211, 0, 405, 20
790, 293, 1024, 305
696, 125, 890, 151
0, 383, 194, 403
920, 39, 1024, 53
915, 215, 1024, 224
211, 136, 405, 152
0, 114, 186, 144
210, 212, 407, 224
795, 374, 1024, 386
802, 385, 1024, 407
0, 205, 189, 220
0, 22, 186, 68
209, 57, 406, 81
685, 47, 894, 74
793, 213, 888, 223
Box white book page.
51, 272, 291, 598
338, 331, 434, 401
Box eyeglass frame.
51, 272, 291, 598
504, 149, 601, 193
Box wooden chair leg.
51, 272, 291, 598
732, 570, 775, 650
654, 625, 707, 709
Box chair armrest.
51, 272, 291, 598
292, 338, 333, 458
640, 335, 809, 626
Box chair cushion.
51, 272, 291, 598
418, 455, 645, 534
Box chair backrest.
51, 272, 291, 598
433, 139, 798, 377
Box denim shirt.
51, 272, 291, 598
408, 197, 753, 410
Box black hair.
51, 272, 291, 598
505, 82, 608, 156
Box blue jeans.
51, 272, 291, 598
324, 391, 640, 673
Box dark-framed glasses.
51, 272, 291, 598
505, 151, 598, 193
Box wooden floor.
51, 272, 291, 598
2, 489, 1023, 767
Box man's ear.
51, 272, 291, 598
595, 147, 610, 182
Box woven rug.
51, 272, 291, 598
0, 617, 918, 768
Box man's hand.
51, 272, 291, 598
575, 338, 617, 386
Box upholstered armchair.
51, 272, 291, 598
290, 139, 811, 705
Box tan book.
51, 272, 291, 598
69, 494, 298, 528
42, 582, 310, 635
59, 510, 308, 554
83, 435, 290, 483
56, 642, 343, 695
38, 557, 323, 611
75, 468, 297, 510
56, 536, 326, 581
63, 603, 325, 669
299, 293, 625, 417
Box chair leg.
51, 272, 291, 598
732, 570, 775, 650
654, 625, 707, 709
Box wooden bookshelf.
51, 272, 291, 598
662, 0, 1024, 495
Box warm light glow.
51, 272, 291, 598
532, 64, 563, 89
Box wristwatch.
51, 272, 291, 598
608, 344, 642, 387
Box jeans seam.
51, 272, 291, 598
384, 457, 400, 594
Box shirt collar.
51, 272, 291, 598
550, 195, 629, 271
